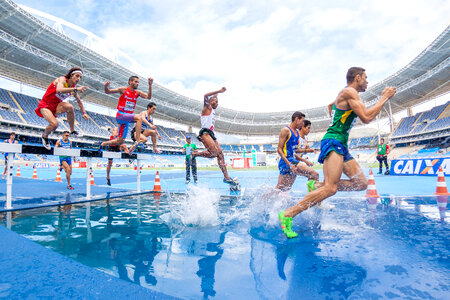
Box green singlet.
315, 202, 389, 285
322, 104, 357, 147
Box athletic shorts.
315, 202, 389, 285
278, 158, 299, 175
318, 138, 354, 164
116, 112, 135, 139
60, 157, 72, 166
35, 99, 61, 118
198, 128, 216, 141
130, 127, 145, 142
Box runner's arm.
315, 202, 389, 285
55, 77, 87, 94
348, 87, 396, 124
138, 77, 153, 99
73, 93, 89, 120
104, 81, 126, 94
277, 128, 293, 167
204, 87, 226, 106
328, 101, 334, 116
55, 140, 61, 148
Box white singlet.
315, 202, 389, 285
200, 108, 215, 131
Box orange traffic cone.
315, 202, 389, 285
365, 169, 380, 198
435, 166, 449, 195
90, 169, 95, 185
32, 166, 38, 179
16, 166, 21, 177
152, 171, 162, 192
55, 168, 62, 182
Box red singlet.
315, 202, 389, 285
35, 78, 74, 118
117, 87, 138, 114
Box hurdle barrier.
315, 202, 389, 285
0, 143, 156, 209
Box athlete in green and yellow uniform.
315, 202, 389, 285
279, 67, 397, 238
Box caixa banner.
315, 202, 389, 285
390, 158, 450, 176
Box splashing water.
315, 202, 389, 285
162, 185, 221, 227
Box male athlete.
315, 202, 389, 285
2, 132, 18, 179
295, 120, 319, 191
36, 67, 89, 150
106, 127, 129, 186
275, 112, 319, 192
55, 131, 74, 190
129, 102, 162, 153
100, 76, 153, 149
192, 87, 238, 185
279, 67, 396, 238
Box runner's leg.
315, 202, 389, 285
40, 108, 59, 137
284, 151, 344, 218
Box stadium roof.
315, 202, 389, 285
0, 0, 449, 135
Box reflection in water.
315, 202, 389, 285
0, 193, 449, 299
437, 195, 448, 222
195, 231, 226, 299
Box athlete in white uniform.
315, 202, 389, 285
193, 87, 238, 185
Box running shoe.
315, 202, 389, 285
71, 130, 83, 138
194, 179, 198, 183
67, 185, 74, 190
306, 180, 316, 193
223, 177, 239, 185
185, 179, 190, 184
107, 178, 111, 186
41, 135, 51, 150
278, 210, 298, 238
136, 142, 145, 150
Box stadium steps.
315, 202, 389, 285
437, 102, 450, 119
390, 119, 403, 138
408, 111, 424, 135
178, 130, 187, 139
8, 91, 24, 113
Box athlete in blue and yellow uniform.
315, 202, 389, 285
275, 111, 305, 191
2, 132, 18, 179
55, 131, 74, 190
279, 67, 397, 238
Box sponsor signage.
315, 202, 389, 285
390, 158, 450, 176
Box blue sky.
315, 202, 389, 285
9, 0, 450, 114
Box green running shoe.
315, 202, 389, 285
306, 180, 316, 193
278, 210, 298, 238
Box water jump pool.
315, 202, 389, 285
1, 169, 449, 299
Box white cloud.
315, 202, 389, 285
14, 0, 450, 113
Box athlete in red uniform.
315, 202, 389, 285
100, 76, 153, 149
36, 67, 89, 149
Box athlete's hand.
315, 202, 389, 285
157, 134, 162, 140
148, 77, 153, 85
78, 86, 88, 93
290, 164, 298, 175
220, 87, 226, 93
381, 87, 396, 100
104, 81, 110, 93
306, 161, 313, 167
82, 112, 89, 120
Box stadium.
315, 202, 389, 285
0, 0, 449, 299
